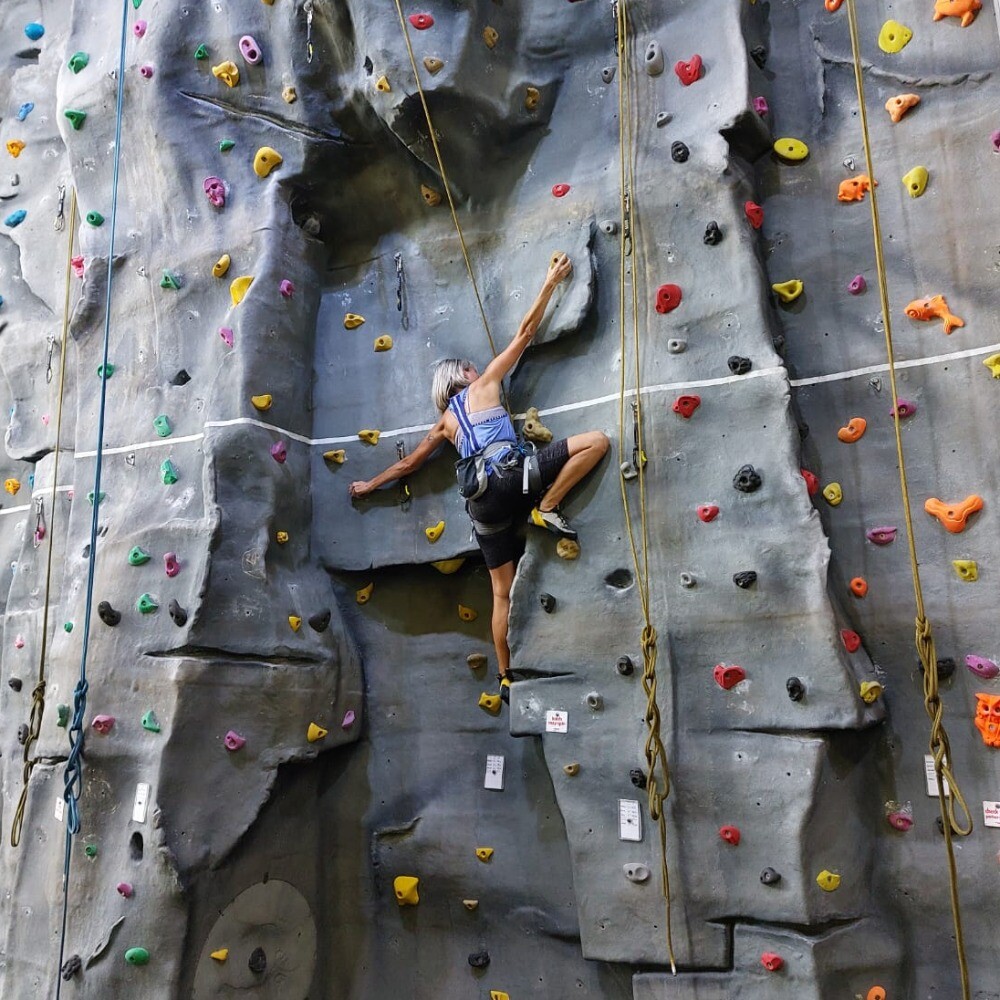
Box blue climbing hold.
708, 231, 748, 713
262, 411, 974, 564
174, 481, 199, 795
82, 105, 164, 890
0, 296, 4, 309
16, 103, 34, 122
24, 23, 44, 41
5, 210, 26, 228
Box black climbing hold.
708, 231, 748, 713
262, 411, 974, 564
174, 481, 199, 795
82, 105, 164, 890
786, 676, 805, 702
728, 355, 752, 375
733, 571, 757, 589
750, 45, 768, 69
308, 609, 331, 633
936, 657, 956, 680
98, 601, 121, 627
760, 867, 782, 886
8, 677, 22, 692
468, 950, 490, 969
601, 66, 616, 84
935, 816, 945, 835
539, 593, 556, 613
16, 724, 28, 745
60, 955, 82, 981
772, 334, 786, 354
629, 768, 647, 790
168, 599, 188, 627
670, 140, 690, 163
616, 655, 634, 676
363, 55, 373, 75
248, 947, 267, 975
733, 464, 762, 494
703, 220, 723, 245
170, 369, 191, 386
129, 831, 143, 861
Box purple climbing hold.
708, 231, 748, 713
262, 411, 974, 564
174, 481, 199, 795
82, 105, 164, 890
752, 96, 768, 116
848, 274, 866, 295
279, 279, 295, 298
203, 176, 225, 208
239, 35, 262, 65
139, 64, 154, 78
219, 326, 234, 347
991, 130, 1000, 154
224, 730, 246, 751
92, 714, 115, 735
342, 709, 356, 729
163, 552, 180, 577
965, 654, 999, 680
133, 20, 147, 38
865, 526, 897, 545
270, 441, 287, 464
117, 882, 134, 898
891, 399, 917, 419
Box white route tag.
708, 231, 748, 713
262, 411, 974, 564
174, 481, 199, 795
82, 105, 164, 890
545, 710, 568, 734
983, 801, 1000, 828
924, 754, 950, 798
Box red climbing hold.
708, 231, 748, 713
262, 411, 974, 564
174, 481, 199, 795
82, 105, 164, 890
672, 394, 700, 419
655, 283, 682, 314
800, 469, 819, 495
744, 201, 764, 229
674, 54, 703, 86
552, 183, 570, 198
719, 824, 741, 846
841, 629, 861, 653
761, 953, 784, 973
713, 663, 746, 690
270, 441, 288, 464
408, 13, 434, 29
697, 504, 719, 523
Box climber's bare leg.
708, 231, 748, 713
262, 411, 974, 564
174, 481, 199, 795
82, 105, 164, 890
538, 431, 610, 512
488, 560, 516, 677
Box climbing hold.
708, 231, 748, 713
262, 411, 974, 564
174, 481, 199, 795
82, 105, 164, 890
750, 45, 768, 68
867, 989, 887, 1000
128, 546, 151, 566
886, 801, 913, 831
463, 899, 479, 911
490, 993, 510, 1000
124, 948, 150, 966
732, 464, 762, 493
623, 863, 650, 884
425, 520, 445, 543
393, 875, 420, 906
674, 54, 703, 85
644, 41, 664, 76
878, 19, 913, 53
468, 951, 490, 969
373, 335, 393, 352
239, 35, 262, 65
890, 398, 917, 420
525, 86, 540, 111
308, 610, 331, 634
68, 52, 89, 74
974, 693, 1000, 747
586, 691, 603, 711
752, 96, 769, 116
965, 655, 999, 679
672, 395, 701, 419
801, 469, 820, 494
64, 110, 87, 131
756, 868, 782, 889
251, 394, 272, 411
117, 882, 134, 898
57, 704, 70, 727
324, 449, 346, 464
279, 279, 295, 299
786, 677, 805, 702
773, 138, 809, 162
375, 74, 391, 93
3, 479, 19, 496
842, 629, 862, 653
714, 664, 746, 690
728, 356, 752, 375
744, 201, 764, 228
704, 220, 723, 245
924, 495, 983, 533
343, 312, 365, 329
483, 26, 499, 49
523, 406, 553, 443
92, 715, 115, 735
655, 284, 682, 313
837, 175, 875, 202
161, 460, 179, 484
248, 948, 267, 975
666, 338, 686, 354
4, 210, 26, 228
342, 709, 356, 730
358, 429, 380, 446
228, 275, 255, 307
431, 559, 465, 575
902, 165, 929, 198
163, 552, 180, 578
24, 23, 44, 40
616, 655, 634, 676
152, 414, 172, 438
760, 953, 784, 972
356, 583, 374, 604
885, 93, 920, 123
16, 104, 33, 122
557, 539, 581, 560
933, 0, 981, 26
849, 577, 868, 598
210, 949, 229, 962
98, 602, 121, 627
771, 279, 804, 303
270, 441, 287, 464
563, 762, 580, 776
936, 657, 957, 680
848, 274, 867, 295
306, 721, 327, 742
276, 531, 289, 545
203, 176, 226, 208
423, 57, 444, 74
859, 680, 883, 704
159, 270, 182, 292
982, 353, 1000, 378
952, 559, 978, 581
475, 847, 494, 862
552, 183, 571, 198
224, 730, 246, 751
416, 183, 443, 208
194, 44, 209, 60
697, 504, 720, 523
134, 20, 147, 37
219, 139, 235, 153
719, 825, 741, 846
141, 710, 160, 733
822, 482, 843, 506
137, 593, 159, 614
219, 327, 234, 348
837, 417, 867, 443
602, 66, 616, 84
866, 526, 897, 546
670, 141, 690, 163
478, 692, 502, 715
904, 294, 964, 334
6, 140, 25, 158
816, 870, 841, 891
458, 604, 478, 622
655, 111, 672, 128
679, 572, 696, 589
408, 12, 434, 29
212, 255, 231, 278
733, 571, 757, 589
212, 61, 240, 87
536, 592, 556, 615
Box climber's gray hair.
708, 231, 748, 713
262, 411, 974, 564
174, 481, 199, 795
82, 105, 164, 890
431, 358, 475, 413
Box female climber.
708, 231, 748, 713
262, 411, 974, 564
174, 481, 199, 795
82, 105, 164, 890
349, 252, 610, 704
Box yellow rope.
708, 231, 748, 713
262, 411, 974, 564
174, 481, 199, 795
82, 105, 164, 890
10, 188, 78, 848
844, 4, 971, 996
614, 0, 676, 973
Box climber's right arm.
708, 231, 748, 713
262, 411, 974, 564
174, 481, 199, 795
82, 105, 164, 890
349, 416, 449, 498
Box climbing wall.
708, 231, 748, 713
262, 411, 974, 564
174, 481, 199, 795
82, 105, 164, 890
0, 1, 994, 998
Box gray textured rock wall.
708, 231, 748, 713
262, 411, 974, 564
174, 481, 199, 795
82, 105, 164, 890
0, 1, 995, 998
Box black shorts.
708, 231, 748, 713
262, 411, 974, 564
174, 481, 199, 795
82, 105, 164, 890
468, 439, 571, 569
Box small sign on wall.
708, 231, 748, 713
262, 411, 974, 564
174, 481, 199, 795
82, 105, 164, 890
983, 801, 1000, 829
545, 710, 568, 734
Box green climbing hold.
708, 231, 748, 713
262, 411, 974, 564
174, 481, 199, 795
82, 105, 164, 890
86, 211, 104, 227
194, 44, 209, 60
152, 414, 172, 437
141, 710, 160, 733
56, 704, 69, 728
84, 844, 98, 858
64, 110, 87, 131
97, 363, 115, 379
137, 593, 158, 614
160, 270, 181, 290
68, 52, 90, 74
219, 139, 235, 152
87, 490, 106, 506
124, 948, 150, 966
63, 622, 73, 633
161, 460, 178, 485
128, 546, 151, 566
133, 0, 143, 8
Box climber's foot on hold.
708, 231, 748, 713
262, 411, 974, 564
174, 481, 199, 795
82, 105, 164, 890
530, 506, 577, 540
497, 672, 512, 704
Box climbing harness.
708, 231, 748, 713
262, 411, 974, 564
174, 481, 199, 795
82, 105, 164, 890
9, 189, 77, 850
845, 3, 972, 996
614, 0, 676, 973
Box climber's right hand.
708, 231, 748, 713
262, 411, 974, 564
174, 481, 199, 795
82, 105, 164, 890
349, 480, 373, 499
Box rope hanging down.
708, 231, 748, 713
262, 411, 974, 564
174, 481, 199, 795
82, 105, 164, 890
844, 3, 972, 997
55, 1, 131, 994
614, 0, 677, 973
9, 189, 78, 849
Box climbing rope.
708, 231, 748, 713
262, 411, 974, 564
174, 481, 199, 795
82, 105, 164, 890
55, 2, 131, 994
9, 189, 78, 849
844, 3, 972, 996
613, 0, 676, 974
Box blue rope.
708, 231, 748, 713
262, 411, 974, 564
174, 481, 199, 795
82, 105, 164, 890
55, 0, 131, 993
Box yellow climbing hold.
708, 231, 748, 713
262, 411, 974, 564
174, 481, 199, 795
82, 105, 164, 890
423, 56, 444, 74
4, 479, 20, 496
952, 559, 978, 581
288, 615, 302, 632
458, 604, 478, 622
230, 275, 254, 305
431, 558, 465, 574
276, 531, 289, 544
212, 61, 240, 87
478, 692, 502, 715
859, 680, 883, 704
982, 353, 1000, 378
358, 429, 381, 446
210, 949, 229, 962
306, 721, 328, 742
556, 538, 580, 560
490, 992, 510, 1000
6, 140, 25, 158
462, 899, 479, 911
483, 26, 499, 49
475, 847, 494, 862
420, 184, 442, 207
374, 335, 393, 352
212, 254, 231, 278
525, 86, 540, 111
425, 520, 445, 543
902, 165, 928, 198
393, 876, 420, 906
324, 449, 346, 464
344, 312, 365, 329
356, 582, 374, 605
253, 146, 283, 178
251, 394, 272, 411
822, 482, 843, 507
772, 279, 804, 303
563, 762, 580, 776
282, 86, 297, 104
878, 19, 913, 53
522, 406, 552, 444
816, 870, 842, 892
375, 75, 391, 93
773, 137, 809, 162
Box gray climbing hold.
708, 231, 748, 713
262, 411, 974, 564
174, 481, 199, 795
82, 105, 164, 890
760, 867, 782, 885
616, 655, 634, 676
585, 691, 603, 710
644, 41, 664, 76
667, 339, 686, 354
655, 111, 672, 128
600, 219, 618, 236
629, 768, 646, 789
679, 572, 696, 588
601, 66, 616, 84
624, 863, 650, 883
60, 955, 82, 981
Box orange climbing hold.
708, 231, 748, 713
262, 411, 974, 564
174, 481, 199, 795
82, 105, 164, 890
836, 417, 867, 443
867, 987, 887, 1000
885, 93, 920, 122
904, 294, 964, 334
974, 692, 1000, 747
849, 577, 868, 598
933, 0, 981, 27
838, 174, 876, 202
6, 140, 25, 158
923, 495, 983, 533
825, 0, 844, 9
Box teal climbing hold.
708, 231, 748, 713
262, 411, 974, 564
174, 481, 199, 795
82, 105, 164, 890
137, 593, 158, 614
219, 139, 235, 152
56, 704, 69, 727
64, 110, 87, 130
194, 44, 209, 60
133, 0, 143, 8
128, 546, 151, 566
141, 710, 160, 733
68, 52, 89, 74
25, 23, 45, 41
97, 363, 115, 379
5, 210, 26, 228
124, 948, 150, 966
160, 270, 180, 290
63, 622, 73, 633
152, 414, 172, 437
86, 490, 105, 506
86, 211, 104, 227
161, 460, 178, 485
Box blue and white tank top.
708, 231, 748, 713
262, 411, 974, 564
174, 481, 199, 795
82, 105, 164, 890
448, 387, 517, 471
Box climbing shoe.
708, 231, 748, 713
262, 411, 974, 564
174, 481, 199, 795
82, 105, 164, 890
529, 507, 577, 539
497, 672, 512, 704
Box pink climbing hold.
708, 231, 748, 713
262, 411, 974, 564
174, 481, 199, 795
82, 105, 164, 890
887, 807, 913, 832
654, 283, 682, 314
219, 326, 234, 347
239, 35, 262, 65
92, 714, 115, 735
140, 65, 154, 79
866, 526, 897, 545
14, 634, 24, 649
965, 654, 999, 680
841, 628, 861, 653
279, 279, 295, 298
224, 730, 246, 751
551, 183, 570, 198
744, 201, 764, 229
991, 130, 1000, 154
163, 552, 180, 577
270, 441, 288, 464
342, 709, 356, 729
674, 54, 703, 86
848, 274, 866, 295
71, 255, 85, 278
133, 20, 147, 38
752, 96, 768, 116
117, 882, 134, 898
203, 176, 226, 208
408, 13, 434, 29
891, 399, 916, 419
